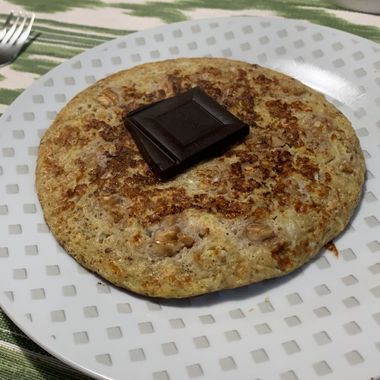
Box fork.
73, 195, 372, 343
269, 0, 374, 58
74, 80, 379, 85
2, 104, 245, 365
0, 11, 35, 66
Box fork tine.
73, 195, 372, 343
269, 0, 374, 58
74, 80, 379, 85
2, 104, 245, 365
1, 11, 14, 29
1, 12, 21, 45
9, 14, 27, 45
0, 11, 14, 41
15, 13, 35, 46
0, 12, 35, 66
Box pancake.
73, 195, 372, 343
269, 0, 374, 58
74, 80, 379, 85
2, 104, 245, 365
36, 58, 365, 298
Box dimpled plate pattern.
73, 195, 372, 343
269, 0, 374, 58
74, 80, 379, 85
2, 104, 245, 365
0, 17, 380, 380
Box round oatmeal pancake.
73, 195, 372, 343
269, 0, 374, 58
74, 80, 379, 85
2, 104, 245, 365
36, 58, 365, 298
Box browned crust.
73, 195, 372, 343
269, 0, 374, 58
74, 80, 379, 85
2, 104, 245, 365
36, 58, 365, 298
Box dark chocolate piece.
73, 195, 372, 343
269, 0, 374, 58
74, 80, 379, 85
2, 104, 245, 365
125, 87, 249, 179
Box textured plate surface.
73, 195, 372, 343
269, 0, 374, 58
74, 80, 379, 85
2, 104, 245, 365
0, 17, 380, 380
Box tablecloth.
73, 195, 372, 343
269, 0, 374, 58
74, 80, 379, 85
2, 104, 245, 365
0, 1, 379, 379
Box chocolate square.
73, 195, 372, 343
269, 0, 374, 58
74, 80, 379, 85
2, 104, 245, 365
125, 87, 249, 179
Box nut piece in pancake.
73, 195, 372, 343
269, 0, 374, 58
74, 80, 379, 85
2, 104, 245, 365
36, 57, 365, 298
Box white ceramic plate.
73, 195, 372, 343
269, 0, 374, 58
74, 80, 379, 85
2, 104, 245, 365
0, 17, 379, 380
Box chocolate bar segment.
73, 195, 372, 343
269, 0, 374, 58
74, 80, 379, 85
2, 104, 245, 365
125, 87, 249, 179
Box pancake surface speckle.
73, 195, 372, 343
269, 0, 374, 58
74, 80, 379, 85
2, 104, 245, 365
36, 58, 365, 298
